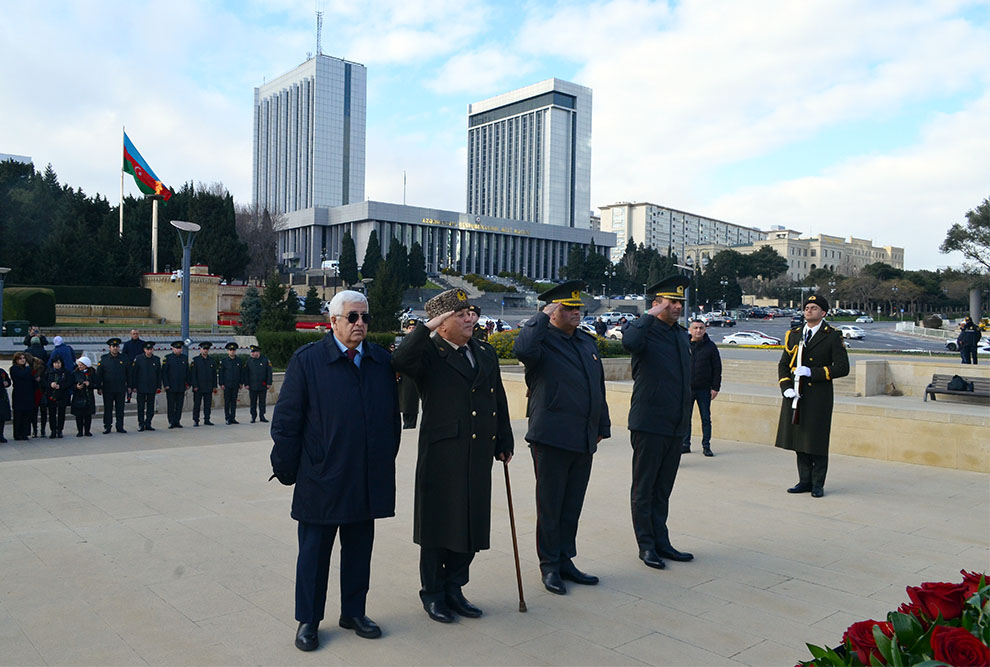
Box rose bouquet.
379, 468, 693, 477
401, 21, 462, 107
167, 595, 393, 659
798, 570, 989, 666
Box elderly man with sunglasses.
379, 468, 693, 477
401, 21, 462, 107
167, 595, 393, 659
270, 290, 401, 652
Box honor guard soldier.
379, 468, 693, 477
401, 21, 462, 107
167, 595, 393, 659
622, 275, 695, 570
514, 280, 610, 595
391, 288, 514, 624
246, 344, 273, 423
776, 294, 849, 498
397, 318, 421, 429
162, 341, 190, 428
97, 337, 129, 434
219, 342, 246, 424
130, 342, 162, 431
190, 342, 218, 426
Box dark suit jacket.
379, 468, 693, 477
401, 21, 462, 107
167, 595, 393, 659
621, 315, 691, 437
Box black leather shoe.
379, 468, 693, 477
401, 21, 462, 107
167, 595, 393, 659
145, 426, 155, 431
103, 428, 112, 434
294, 622, 319, 651
657, 546, 694, 562
423, 600, 454, 623
137, 426, 145, 432
560, 564, 599, 585
117, 428, 127, 434
445, 591, 482, 617
787, 482, 812, 493
193, 422, 199, 427
230, 419, 239, 424
703, 447, 714, 457
811, 487, 824, 498
251, 418, 256, 423
681, 445, 691, 454
639, 549, 666, 570
204, 420, 213, 425
338, 615, 382, 638
259, 417, 268, 423
168, 424, 175, 429
543, 571, 566, 595
175, 424, 183, 428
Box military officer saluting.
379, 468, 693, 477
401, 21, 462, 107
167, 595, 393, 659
245, 344, 273, 423
219, 342, 246, 424
776, 294, 849, 498
97, 337, 129, 434
514, 280, 610, 595
162, 341, 190, 429
190, 342, 218, 427
130, 341, 162, 431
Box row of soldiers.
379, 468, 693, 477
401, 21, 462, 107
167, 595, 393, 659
95, 339, 273, 432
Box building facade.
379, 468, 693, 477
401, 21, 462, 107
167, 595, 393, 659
467, 79, 592, 229
0, 153, 32, 165
278, 201, 613, 281
599, 202, 766, 262
252, 55, 366, 215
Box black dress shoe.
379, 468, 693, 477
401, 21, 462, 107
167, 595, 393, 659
230, 419, 239, 424
204, 420, 214, 425
703, 447, 714, 457
639, 549, 666, 570
175, 424, 183, 428
193, 422, 199, 427
168, 425, 175, 429
251, 418, 256, 423
560, 564, 599, 585
811, 487, 824, 498
542, 571, 566, 595
145, 426, 155, 431
423, 600, 454, 623
445, 591, 482, 617
84, 432, 92, 437
295, 621, 319, 651
657, 546, 694, 562
681, 445, 691, 454
103, 428, 112, 434
787, 482, 812, 493
137, 426, 145, 432
338, 615, 382, 638
259, 417, 268, 423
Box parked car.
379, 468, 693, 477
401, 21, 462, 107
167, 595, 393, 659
855, 315, 875, 323
577, 323, 597, 336
722, 331, 781, 346
606, 326, 624, 341
790, 314, 805, 328
945, 339, 990, 354
704, 314, 736, 327
836, 325, 865, 339
599, 311, 625, 325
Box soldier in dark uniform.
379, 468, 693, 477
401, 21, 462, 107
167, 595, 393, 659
96, 337, 129, 434
245, 344, 273, 423
622, 275, 695, 570
391, 288, 514, 624
957, 317, 982, 365
776, 294, 849, 498
121, 329, 145, 403
397, 318, 420, 429
162, 341, 190, 428
219, 342, 245, 424
514, 280, 610, 595
190, 342, 218, 426
130, 341, 162, 431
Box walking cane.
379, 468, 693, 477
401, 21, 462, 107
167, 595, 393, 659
502, 460, 527, 612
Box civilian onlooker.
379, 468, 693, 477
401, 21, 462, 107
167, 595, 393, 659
44, 357, 71, 439
10, 352, 36, 441
121, 329, 145, 402
0, 366, 11, 442
25, 336, 49, 366
47, 336, 76, 370
21, 326, 48, 348
594, 317, 607, 337
28, 354, 47, 437
957, 317, 982, 365
70, 357, 97, 437
682, 319, 722, 457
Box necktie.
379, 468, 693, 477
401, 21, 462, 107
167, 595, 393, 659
457, 346, 474, 368
346, 349, 358, 364
805, 329, 812, 345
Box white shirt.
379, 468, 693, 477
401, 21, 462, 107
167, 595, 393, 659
439, 336, 475, 368
802, 320, 823, 344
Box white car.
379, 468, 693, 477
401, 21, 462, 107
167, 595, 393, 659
837, 325, 866, 339
945, 339, 990, 354
606, 326, 624, 341
722, 331, 781, 346
855, 315, 875, 323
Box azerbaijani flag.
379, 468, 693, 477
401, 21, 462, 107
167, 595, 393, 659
122, 132, 172, 201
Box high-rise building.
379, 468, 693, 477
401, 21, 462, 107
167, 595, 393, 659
252, 55, 366, 215
467, 79, 592, 228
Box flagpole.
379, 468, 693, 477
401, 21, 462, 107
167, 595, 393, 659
152, 198, 159, 273
119, 127, 125, 237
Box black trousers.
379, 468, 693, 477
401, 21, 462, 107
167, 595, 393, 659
531, 443, 593, 575
192, 390, 212, 423
12, 409, 32, 439
48, 403, 67, 434
103, 391, 125, 430
249, 390, 266, 420
419, 547, 475, 603
295, 519, 375, 623
796, 451, 829, 489
630, 430, 683, 552
223, 388, 239, 422
960, 345, 978, 364
136, 393, 155, 427
75, 413, 92, 435
166, 391, 185, 426
33, 403, 48, 434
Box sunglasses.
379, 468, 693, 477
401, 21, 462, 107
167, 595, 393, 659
343, 311, 371, 324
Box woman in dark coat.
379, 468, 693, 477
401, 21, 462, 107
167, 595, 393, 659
0, 366, 11, 443
70, 357, 97, 437
44, 357, 71, 439
10, 352, 36, 441
28, 354, 48, 437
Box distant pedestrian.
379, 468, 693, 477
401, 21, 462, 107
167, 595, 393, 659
25, 336, 49, 365
47, 335, 76, 370
10, 352, 36, 441
594, 317, 607, 337
70, 357, 97, 437
957, 317, 982, 365
162, 341, 189, 428
0, 366, 10, 442
121, 329, 145, 403
130, 342, 162, 431
44, 357, 71, 438
28, 354, 47, 437
245, 345, 273, 423
682, 320, 722, 457
219, 343, 245, 424
97, 338, 129, 434
21, 326, 48, 348
190, 342, 218, 427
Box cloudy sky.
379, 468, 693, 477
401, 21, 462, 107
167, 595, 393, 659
2, 0, 988, 270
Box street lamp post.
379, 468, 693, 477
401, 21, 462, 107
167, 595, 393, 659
719, 276, 729, 311
361, 278, 374, 295
0, 267, 10, 336
169, 220, 201, 351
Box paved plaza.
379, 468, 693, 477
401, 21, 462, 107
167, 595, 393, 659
0, 418, 987, 666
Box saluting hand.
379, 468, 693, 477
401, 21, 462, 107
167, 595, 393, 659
646, 302, 665, 318
542, 303, 560, 316
425, 310, 455, 331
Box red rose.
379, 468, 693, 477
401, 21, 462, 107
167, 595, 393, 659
896, 601, 930, 629
960, 570, 987, 598
931, 625, 990, 667
843, 619, 893, 666
906, 582, 969, 620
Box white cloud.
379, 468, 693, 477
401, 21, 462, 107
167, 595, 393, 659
427, 46, 536, 94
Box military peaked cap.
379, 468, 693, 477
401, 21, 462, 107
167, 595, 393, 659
143, 341, 155, 350
648, 275, 690, 301
170, 340, 184, 349
539, 280, 585, 307
224, 342, 238, 351
106, 337, 122, 346
199, 341, 213, 349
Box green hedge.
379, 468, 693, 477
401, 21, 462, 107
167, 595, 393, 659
464, 273, 517, 293
488, 328, 626, 360
10, 284, 152, 306
257, 331, 400, 368
3, 287, 56, 326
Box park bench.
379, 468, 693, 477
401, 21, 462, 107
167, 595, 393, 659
924, 374, 990, 402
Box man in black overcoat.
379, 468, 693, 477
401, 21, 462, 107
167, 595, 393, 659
162, 341, 189, 428
130, 342, 161, 431
219, 342, 245, 424
271, 290, 400, 651
514, 280, 610, 595
391, 288, 514, 624
245, 344, 273, 423
621, 275, 695, 571
96, 337, 129, 434
775, 294, 849, 498
190, 342, 218, 426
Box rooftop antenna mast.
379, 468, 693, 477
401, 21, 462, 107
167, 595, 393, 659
316, 11, 323, 56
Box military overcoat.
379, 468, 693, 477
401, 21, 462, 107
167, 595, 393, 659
391, 322, 514, 553
774, 324, 849, 456
96, 353, 130, 393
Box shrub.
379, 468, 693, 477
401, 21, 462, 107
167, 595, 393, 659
3, 287, 56, 326
488, 329, 521, 359
596, 336, 626, 358
463, 273, 517, 293
10, 285, 152, 307
440, 267, 462, 276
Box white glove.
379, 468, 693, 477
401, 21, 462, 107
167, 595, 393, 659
795, 366, 812, 377
783, 388, 797, 399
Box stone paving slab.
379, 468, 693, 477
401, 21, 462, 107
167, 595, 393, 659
0, 420, 987, 666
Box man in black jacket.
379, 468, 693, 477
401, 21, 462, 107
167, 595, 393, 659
130, 342, 161, 431
957, 317, 982, 365
245, 344, 273, 423
219, 342, 245, 424
682, 320, 722, 457
121, 329, 145, 403
162, 341, 189, 428
621, 275, 694, 570
514, 281, 610, 595
97, 337, 129, 434
189, 342, 218, 426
